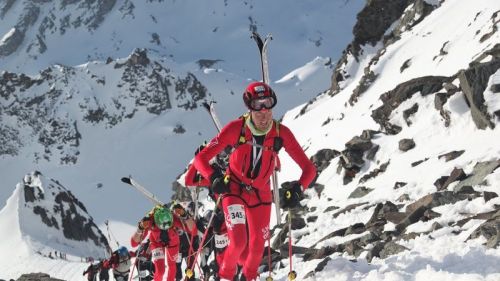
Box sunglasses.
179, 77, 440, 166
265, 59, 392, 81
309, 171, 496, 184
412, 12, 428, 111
249, 96, 276, 111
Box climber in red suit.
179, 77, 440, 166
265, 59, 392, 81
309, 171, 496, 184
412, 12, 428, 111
193, 81, 316, 281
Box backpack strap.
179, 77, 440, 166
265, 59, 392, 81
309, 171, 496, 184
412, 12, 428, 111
272, 120, 283, 152
237, 114, 249, 146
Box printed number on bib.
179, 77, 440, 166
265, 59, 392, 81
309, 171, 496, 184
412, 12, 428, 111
214, 233, 229, 249
151, 247, 165, 261
227, 204, 245, 224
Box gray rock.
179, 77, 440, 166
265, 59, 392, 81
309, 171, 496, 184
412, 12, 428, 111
371, 76, 451, 134
398, 138, 415, 152
366, 144, 380, 160
439, 167, 468, 191
359, 161, 390, 183
311, 148, 340, 174
453, 160, 500, 192
345, 223, 366, 236
411, 158, 429, 167
348, 186, 374, 199
16, 273, 65, 281
484, 191, 499, 202
403, 103, 419, 126
303, 245, 341, 261
345, 136, 373, 151
458, 60, 500, 129
379, 241, 409, 259
393, 182, 407, 189
351, 0, 410, 55
438, 150, 465, 162
396, 205, 428, 233
332, 202, 368, 219
468, 211, 500, 248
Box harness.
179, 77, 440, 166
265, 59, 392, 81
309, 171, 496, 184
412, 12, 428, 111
221, 114, 283, 207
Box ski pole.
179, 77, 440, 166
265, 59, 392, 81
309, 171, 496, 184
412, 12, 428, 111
179, 218, 203, 281
287, 209, 296, 281
265, 235, 273, 281
104, 220, 120, 249
185, 196, 222, 278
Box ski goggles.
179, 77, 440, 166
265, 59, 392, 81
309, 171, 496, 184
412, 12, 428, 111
249, 96, 276, 111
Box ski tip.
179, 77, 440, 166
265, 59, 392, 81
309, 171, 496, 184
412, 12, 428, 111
121, 177, 132, 185
202, 102, 210, 110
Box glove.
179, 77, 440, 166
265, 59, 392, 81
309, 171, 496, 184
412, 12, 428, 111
138, 216, 152, 231
210, 170, 230, 195
279, 181, 303, 209
212, 210, 225, 232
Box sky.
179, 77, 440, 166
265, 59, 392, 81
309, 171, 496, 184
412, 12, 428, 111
1, 0, 500, 280
0, 0, 364, 225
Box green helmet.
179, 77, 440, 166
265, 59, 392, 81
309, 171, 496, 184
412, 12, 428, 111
154, 206, 173, 230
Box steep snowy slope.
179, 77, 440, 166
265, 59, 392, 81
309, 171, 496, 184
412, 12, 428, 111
0, 171, 107, 280
268, 0, 500, 279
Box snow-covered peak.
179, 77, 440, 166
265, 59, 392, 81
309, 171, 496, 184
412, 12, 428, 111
1, 171, 108, 259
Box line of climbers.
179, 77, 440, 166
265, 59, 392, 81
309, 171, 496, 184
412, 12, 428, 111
84, 81, 316, 281
83, 201, 227, 281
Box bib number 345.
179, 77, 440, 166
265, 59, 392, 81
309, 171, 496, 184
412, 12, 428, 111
227, 204, 245, 224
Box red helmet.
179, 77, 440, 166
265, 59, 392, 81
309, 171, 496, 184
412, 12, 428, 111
243, 82, 277, 111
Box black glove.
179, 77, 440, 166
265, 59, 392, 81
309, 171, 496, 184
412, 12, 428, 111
212, 209, 225, 232
279, 181, 303, 209
210, 170, 230, 195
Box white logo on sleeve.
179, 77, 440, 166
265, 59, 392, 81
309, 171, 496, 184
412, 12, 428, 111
227, 204, 246, 225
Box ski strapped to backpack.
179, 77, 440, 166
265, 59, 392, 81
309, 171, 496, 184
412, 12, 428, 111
251, 31, 282, 226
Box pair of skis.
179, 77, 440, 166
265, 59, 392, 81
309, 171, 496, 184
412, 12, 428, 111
251, 32, 283, 226
252, 31, 296, 281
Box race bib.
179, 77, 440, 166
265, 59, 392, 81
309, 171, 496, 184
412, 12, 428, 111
214, 233, 229, 249
151, 247, 164, 261
227, 204, 246, 225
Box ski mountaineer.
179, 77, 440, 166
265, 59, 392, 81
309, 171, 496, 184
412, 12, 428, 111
103, 246, 133, 281
97, 259, 110, 281
134, 239, 154, 281
201, 208, 229, 281
83, 262, 99, 281
192, 81, 317, 281
131, 205, 197, 281
171, 202, 200, 281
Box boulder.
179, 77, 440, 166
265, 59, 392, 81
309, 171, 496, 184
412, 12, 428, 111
458, 59, 500, 129
399, 138, 415, 152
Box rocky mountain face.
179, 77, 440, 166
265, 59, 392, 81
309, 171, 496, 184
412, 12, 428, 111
21, 171, 108, 256
173, 0, 500, 276
0, 0, 119, 58
0, 48, 208, 164
262, 0, 500, 275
